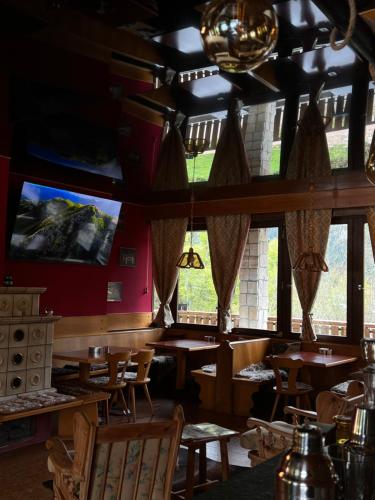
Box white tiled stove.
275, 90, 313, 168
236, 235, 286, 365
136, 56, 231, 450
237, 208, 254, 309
0, 287, 60, 398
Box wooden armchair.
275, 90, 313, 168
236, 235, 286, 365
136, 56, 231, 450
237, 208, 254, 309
47, 406, 184, 500
241, 387, 364, 466
284, 388, 363, 425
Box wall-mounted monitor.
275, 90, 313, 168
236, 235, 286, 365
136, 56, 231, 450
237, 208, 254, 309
9, 182, 122, 265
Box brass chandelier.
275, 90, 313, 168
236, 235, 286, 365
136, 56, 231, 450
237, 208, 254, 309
176, 138, 208, 269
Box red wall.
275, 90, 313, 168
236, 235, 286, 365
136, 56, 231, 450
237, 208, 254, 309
4, 201, 151, 317
0, 68, 163, 317
0, 157, 10, 281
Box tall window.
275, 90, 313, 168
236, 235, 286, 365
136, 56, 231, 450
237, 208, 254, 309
231, 227, 279, 331
185, 101, 283, 182
177, 230, 218, 326
292, 224, 348, 336
298, 86, 351, 170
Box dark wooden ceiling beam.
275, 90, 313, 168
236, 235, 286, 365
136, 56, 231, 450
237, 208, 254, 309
144, 171, 375, 219
312, 0, 375, 63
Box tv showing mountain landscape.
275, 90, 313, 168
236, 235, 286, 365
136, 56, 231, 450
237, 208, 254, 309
9, 182, 122, 265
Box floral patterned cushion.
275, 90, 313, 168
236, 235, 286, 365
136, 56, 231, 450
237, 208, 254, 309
236, 362, 287, 382
89, 438, 172, 499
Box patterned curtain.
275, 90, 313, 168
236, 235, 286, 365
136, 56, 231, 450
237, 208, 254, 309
285, 99, 332, 341
206, 101, 251, 333
151, 120, 188, 327
367, 208, 375, 260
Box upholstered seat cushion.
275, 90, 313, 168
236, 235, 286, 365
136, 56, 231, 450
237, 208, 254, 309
88, 371, 137, 386
240, 421, 294, 450
236, 362, 287, 382
331, 380, 352, 395
52, 366, 78, 377
277, 381, 312, 392
201, 364, 217, 374
236, 368, 275, 382
152, 355, 175, 365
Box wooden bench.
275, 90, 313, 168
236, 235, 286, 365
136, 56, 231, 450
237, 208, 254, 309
192, 337, 271, 416
0, 391, 110, 453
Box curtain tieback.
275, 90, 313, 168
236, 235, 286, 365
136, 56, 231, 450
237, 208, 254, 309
218, 307, 230, 316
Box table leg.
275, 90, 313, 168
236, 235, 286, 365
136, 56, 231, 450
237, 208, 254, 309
185, 446, 196, 500
175, 352, 187, 390
79, 362, 91, 384
198, 444, 207, 485
219, 439, 230, 481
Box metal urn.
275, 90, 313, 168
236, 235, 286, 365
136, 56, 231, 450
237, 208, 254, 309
275, 424, 338, 499
344, 338, 375, 499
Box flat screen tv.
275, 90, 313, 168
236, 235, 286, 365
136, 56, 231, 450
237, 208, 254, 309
9, 182, 122, 265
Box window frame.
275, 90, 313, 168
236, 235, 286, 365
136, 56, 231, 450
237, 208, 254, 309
170, 211, 368, 345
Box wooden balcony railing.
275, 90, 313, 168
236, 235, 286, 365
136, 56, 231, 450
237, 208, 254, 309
176, 311, 375, 338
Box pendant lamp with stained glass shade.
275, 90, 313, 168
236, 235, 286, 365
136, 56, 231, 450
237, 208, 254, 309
176, 138, 208, 269
200, 0, 278, 73
366, 129, 375, 185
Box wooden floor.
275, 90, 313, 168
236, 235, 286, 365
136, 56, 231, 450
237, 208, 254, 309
0, 396, 251, 500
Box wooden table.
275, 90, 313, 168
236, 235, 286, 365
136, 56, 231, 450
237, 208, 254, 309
272, 351, 358, 387
174, 423, 239, 500
145, 340, 220, 390
53, 346, 139, 383
0, 392, 109, 438
274, 351, 357, 368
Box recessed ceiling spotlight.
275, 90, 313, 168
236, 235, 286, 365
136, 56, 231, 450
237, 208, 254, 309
318, 27, 330, 33
328, 71, 338, 77
217, 96, 225, 101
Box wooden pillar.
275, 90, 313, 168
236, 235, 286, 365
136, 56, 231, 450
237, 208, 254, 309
348, 63, 369, 171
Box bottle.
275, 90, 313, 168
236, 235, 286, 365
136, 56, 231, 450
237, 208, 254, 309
275, 424, 338, 499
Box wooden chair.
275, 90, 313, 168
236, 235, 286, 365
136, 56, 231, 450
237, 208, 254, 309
85, 351, 131, 423
241, 387, 364, 465
125, 349, 154, 421
47, 406, 184, 500
269, 355, 313, 421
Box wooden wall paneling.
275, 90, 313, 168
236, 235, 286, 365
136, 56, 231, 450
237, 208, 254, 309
231, 338, 271, 374
54, 315, 106, 338
107, 312, 153, 331
55, 313, 154, 338
53, 328, 164, 356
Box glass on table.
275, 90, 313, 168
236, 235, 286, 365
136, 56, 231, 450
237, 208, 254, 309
204, 335, 215, 343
